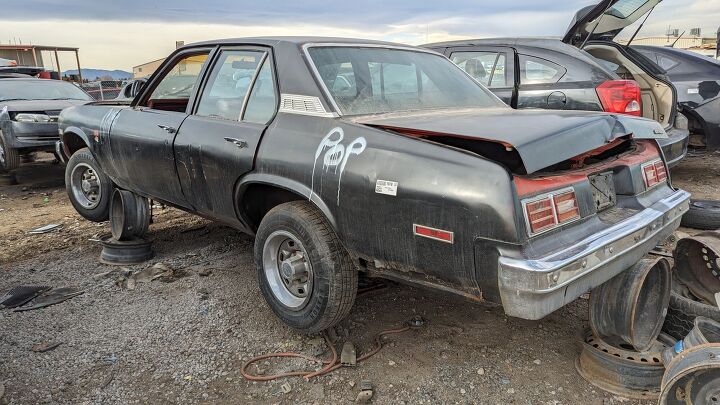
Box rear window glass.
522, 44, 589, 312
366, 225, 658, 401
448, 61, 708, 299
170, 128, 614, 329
607, 0, 650, 19
307, 46, 503, 116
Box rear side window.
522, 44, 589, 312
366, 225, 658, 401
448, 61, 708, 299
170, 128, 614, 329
450, 51, 508, 88
519, 54, 566, 85
196, 51, 277, 124
242, 58, 278, 124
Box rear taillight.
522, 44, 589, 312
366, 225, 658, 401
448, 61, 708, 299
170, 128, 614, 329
596, 80, 642, 116
641, 159, 668, 189
523, 188, 581, 236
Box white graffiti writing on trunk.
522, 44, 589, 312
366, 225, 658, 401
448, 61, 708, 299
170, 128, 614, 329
310, 127, 367, 205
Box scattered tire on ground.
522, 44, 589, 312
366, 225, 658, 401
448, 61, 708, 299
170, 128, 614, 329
680, 199, 720, 230
663, 292, 720, 340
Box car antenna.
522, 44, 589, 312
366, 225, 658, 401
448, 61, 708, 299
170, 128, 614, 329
668, 31, 686, 48
579, 1, 615, 50
625, 5, 659, 48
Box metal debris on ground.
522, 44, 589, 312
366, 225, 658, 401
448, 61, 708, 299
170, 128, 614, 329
0, 286, 51, 309
589, 257, 671, 352
576, 328, 674, 400
663, 316, 720, 365
28, 223, 62, 234
356, 380, 373, 403
409, 315, 425, 328
673, 232, 720, 306
14, 287, 84, 312
340, 341, 357, 367
659, 343, 720, 405
241, 320, 416, 382
280, 383, 292, 394
31, 342, 62, 353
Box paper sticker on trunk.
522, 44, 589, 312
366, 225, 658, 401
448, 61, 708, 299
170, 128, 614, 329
375, 180, 398, 196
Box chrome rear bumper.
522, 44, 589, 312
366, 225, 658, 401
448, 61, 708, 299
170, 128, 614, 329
498, 189, 690, 320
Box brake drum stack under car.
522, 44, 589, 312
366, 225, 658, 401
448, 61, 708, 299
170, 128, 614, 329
99, 189, 154, 265
576, 232, 720, 403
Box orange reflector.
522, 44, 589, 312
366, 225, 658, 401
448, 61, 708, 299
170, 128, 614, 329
413, 224, 454, 244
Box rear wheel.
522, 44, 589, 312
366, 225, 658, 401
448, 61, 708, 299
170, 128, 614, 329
254, 201, 357, 334
65, 148, 112, 222
0, 130, 20, 171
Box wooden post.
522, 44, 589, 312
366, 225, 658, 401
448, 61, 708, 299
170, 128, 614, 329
75, 50, 83, 82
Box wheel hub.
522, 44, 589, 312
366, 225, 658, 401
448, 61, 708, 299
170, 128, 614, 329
262, 231, 314, 310
281, 254, 307, 280
0, 143, 5, 165
70, 163, 102, 209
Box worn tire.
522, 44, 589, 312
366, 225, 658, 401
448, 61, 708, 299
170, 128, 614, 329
254, 201, 357, 334
65, 148, 113, 222
680, 199, 720, 230
662, 291, 720, 340
0, 129, 20, 171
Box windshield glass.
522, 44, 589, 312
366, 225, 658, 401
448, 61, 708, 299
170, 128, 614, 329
307, 46, 504, 115
0, 79, 92, 101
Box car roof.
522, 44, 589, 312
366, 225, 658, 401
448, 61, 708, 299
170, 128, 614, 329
424, 37, 573, 51
187, 36, 414, 49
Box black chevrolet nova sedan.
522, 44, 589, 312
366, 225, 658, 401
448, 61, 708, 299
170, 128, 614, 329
57, 37, 690, 333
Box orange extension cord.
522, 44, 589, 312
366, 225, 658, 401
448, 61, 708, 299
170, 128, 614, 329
240, 325, 412, 382
240, 282, 411, 382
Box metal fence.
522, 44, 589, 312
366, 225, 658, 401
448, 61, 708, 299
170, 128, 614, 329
79, 80, 124, 100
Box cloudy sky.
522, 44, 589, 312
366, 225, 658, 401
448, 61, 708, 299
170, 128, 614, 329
1, 0, 718, 71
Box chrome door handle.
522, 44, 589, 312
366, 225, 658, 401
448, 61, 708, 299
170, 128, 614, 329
157, 125, 176, 134
224, 137, 248, 149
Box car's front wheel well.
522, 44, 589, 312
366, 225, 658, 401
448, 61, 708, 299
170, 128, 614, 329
63, 131, 88, 156
238, 183, 305, 232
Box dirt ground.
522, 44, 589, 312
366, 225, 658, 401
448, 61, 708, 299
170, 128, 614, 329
0, 152, 718, 404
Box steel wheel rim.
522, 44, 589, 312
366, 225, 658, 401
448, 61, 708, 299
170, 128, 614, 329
70, 162, 102, 209
262, 230, 313, 310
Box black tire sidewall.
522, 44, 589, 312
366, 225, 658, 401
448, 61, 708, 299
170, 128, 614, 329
663, 291, 720, 339
681, 199, 720, 230
0, 130, 19, 171
65, 148, 112, 222
254, 202, 353, 333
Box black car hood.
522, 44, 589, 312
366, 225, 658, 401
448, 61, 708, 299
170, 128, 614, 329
355, 107, 667, 174
1, 99, 90, 112
563, 0, 662, 46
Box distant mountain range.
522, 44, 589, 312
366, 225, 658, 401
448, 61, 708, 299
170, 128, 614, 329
62, 69, 132, 80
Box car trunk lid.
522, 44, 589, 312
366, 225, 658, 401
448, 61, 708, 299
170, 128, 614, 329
355, 107, 667, 174
562, 0, 662, 47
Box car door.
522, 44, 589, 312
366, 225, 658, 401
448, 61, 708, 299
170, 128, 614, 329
107, 49, 213, 207
445, 46, 516, 106
516, 54, 569, 110
174, 47, 278, 224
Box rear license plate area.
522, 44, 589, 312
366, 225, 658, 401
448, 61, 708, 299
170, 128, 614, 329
589, 171, 616, 212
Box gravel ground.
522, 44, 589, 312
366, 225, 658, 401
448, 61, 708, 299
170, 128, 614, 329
0, 152, 717, 404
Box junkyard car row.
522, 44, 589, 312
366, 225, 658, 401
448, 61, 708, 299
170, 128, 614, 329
3, 0, 720, 402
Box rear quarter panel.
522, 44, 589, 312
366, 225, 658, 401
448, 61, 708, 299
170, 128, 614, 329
251, 112, 520, 294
